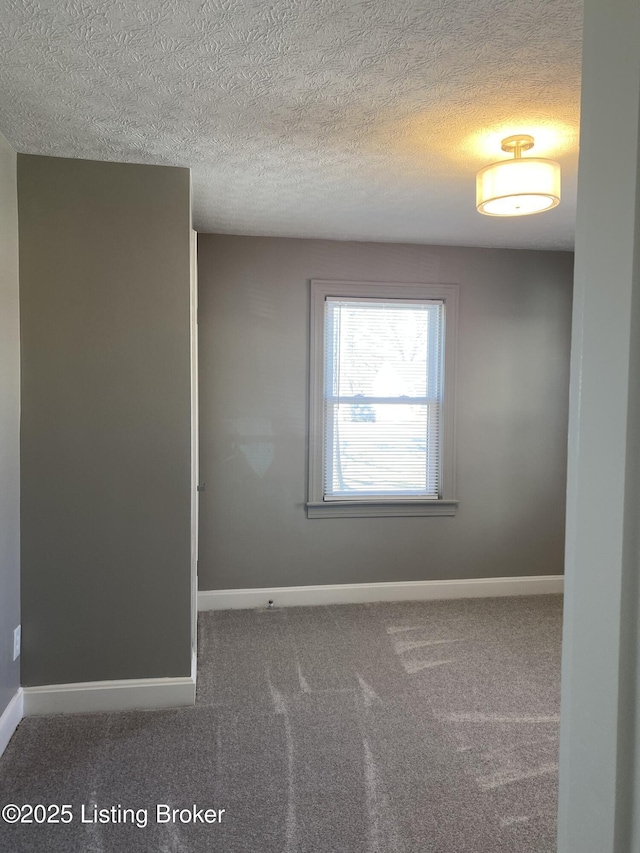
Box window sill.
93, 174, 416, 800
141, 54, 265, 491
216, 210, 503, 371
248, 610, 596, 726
305, 499, 459, 519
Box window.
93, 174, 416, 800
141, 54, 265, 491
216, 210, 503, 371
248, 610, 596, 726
307, 280, 458, 518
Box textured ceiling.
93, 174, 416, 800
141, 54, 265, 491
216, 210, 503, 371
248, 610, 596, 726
1, 0, 582, 249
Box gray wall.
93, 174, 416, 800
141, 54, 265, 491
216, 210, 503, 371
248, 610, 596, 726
198, 235, 573, 591
18, 155, 193, 686
558, 0, 640, 849
0, 132, 20, 714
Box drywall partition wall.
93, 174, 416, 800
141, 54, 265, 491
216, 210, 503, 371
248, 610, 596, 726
0, 132, 20, 717
197, 235, 573, 591
18, 155, 193, 686
557, 0, 640, 850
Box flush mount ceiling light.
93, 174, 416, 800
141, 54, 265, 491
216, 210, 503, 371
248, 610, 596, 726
476, 135, 561, 216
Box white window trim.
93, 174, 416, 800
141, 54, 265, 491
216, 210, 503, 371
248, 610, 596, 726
307, 279, 459, 519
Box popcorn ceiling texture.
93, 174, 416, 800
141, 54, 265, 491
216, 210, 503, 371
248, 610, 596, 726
0, 0, 582, 249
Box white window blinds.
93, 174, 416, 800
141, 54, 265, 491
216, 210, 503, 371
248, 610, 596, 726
323, 297, 444, 499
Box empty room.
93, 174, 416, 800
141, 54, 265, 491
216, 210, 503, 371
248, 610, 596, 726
1, 1, 639, 852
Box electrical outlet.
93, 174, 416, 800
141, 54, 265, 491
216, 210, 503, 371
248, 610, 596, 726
13, 625, 20, 661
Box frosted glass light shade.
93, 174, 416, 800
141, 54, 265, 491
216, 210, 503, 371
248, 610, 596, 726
476, 157, 561, 216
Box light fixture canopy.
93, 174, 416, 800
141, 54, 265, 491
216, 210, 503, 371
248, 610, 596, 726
476, 134, 561, 217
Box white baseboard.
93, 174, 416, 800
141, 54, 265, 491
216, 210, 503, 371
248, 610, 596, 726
0, 688, 24, 758
23, 675, 196, 717
198, 575, 564, 611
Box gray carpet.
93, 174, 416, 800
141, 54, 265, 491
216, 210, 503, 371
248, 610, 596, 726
0, 595, 562, 852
